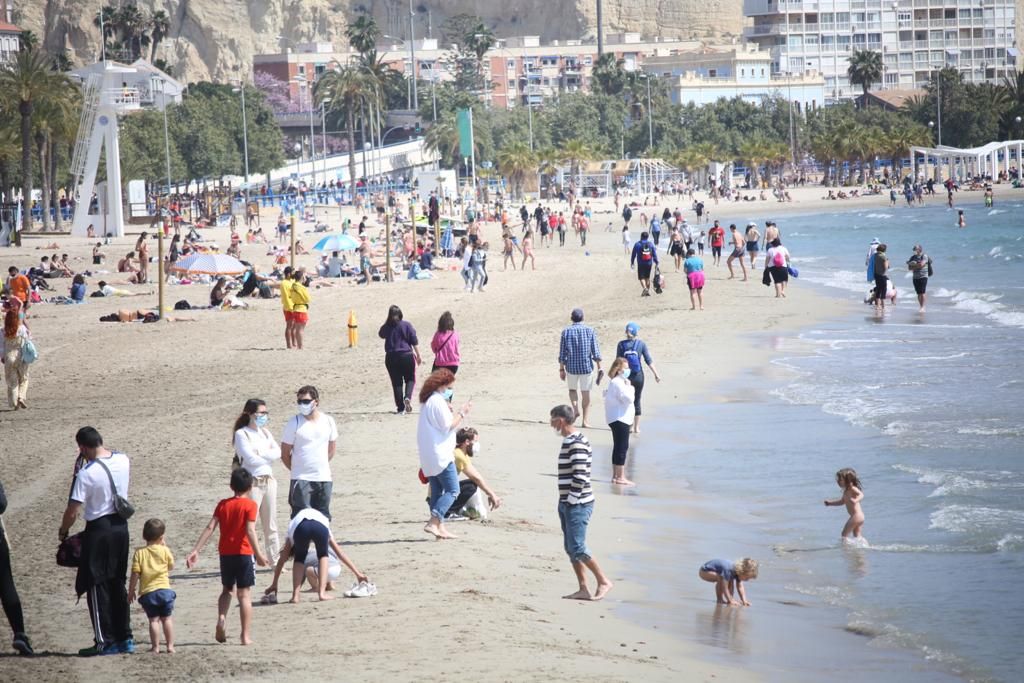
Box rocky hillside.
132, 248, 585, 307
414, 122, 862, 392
19, 0, 745, 82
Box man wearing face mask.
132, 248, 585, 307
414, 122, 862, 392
443, 428, 502, 520
281, 386, 337, 519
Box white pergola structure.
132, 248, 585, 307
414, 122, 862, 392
910, 140, 1024, 183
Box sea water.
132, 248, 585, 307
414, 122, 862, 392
611, 197, 1024, 682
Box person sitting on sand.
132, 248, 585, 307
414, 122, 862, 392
699, 558, 758, 606
442, 428, 502, 520
262, 507, 373, 603
117, 253, 140, 283
210, 278, 228, 308
92, 243, 106, 265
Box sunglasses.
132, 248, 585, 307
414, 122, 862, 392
297, 398, 315, 405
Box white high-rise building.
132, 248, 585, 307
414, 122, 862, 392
743, 0, 1017, 104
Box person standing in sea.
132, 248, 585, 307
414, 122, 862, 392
726, 224, 748, 281
906, 244, 932, 313
558, 308, 602, 428
872, 244, 890, 313
550, 404, 612, 601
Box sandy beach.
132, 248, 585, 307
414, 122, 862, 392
0, 186, 898, 681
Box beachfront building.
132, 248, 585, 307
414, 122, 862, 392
641, 44, 826, 110
253, 33, 724, 111
743, 0, 1017, 104
69, 58, 184, 111
0, 0, 20, 64
911, 139, 1023, 181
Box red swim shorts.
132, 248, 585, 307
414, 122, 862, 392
292, 311, 309, 324
284, 310, 295, 322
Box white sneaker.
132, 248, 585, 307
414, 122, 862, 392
344, 580, 378, 598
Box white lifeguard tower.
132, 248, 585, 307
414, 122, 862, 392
69, 61, 140, 238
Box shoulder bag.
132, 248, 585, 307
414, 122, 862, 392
94, 456, 135, 520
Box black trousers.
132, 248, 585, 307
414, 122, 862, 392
79, 514, 132, 647
629, 371, 645, 416
86, 578, 132, 647
609, 421, 631, 466
445, 480, 479, 517
0, 531, 25, 636
385, 352, 416, 411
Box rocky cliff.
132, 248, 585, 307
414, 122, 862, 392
19, 0, 745, 82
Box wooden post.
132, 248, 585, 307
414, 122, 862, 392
157, 222, 165, 319
290, 213, 297, 270
385, 211, 392, 282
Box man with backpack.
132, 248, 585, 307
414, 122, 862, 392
615, 323, 661, 434
630, 231, 659, 297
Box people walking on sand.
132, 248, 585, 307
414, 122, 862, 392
550, 404, 612, 601
726, 224, 748, 281
279, 266, 295, 349
744, 222, 760, 270
603, 358, 636, 486
906, 244, 933, 313
765, 238, 791, 299
668, 224, 685, 271
430, 311, 460, 375
684, 248, 706, 309
469, 241, 488, 293
699, 558, 758, 606
502, 232, 520, 271
379, 305, 422, 414
872, 244, 890, 312
825, 468, 866, 544
233, 399, 282, 564
185, 468, 269, 646
0, 480, 33, 655
2, 298, 31, 410
135, 233, 149, 284
127, 519, 176, 653
289, 268, 311, 349
281, 386, 337, 519
707, 221, 725, 266
521, 230, 536, 270
58, 427, 134, 656
558, 308, 603, 428
630, 231, 658, 296
621, 224, 631, 256
418, 369, 472, 540
615, 323, 661, 434
763, 221, 780, 249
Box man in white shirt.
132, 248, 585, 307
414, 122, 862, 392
281, 385, 338, 519
58, 427, 135, 656
326, 251, 345, 278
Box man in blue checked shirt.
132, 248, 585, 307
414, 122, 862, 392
558, 308, 603, 428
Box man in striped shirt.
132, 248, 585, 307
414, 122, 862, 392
550, 405, 613, 601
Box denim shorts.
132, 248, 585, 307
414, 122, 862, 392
557, 501, 594, 563
139, 588, 176, 618
219, 554, 256, 589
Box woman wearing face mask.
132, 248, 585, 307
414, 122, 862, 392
233, 399, 282, 564
603, 358, 636, 486
379, 305, 422, 414
417, 369, 472, 539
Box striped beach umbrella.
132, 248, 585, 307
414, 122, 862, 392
170, 253, 247, 275
313, 233, 360, 251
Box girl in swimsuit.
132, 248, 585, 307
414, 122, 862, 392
520, 230, 535, 271
668, 228, 684, 271
824, 468, 866, 544
502, 233, 520, 271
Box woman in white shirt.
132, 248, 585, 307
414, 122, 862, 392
233, 399, 282, 563
604, 358, 636, 487
416, 369, 472, 539
764, 238, 792, 299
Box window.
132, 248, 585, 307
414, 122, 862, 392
507, 59, 515, 68
583, 56, 592, 65
708, 68, 718, 77
740, 68, 745, 76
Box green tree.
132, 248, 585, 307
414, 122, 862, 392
317, 66, 377, 196
848, 50, 883, 99
0, 49, 73, 239
560, 138, 596, 185
149, 10, 170, 62
346, 15, 381, 56
495, 140, 535, 199
592, 53, 626, 97
19, 31, 38, 52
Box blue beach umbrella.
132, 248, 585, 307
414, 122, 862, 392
313, 233, 360, 251
440, 225, 454, 254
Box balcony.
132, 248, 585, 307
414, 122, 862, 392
745, 24, 787, 37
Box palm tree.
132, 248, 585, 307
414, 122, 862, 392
496, 141, 536, 200
737, 139, 767, 188
0, 118, 19, 203
560, 138, 595, 188
886, 123, 930, 178
149, 10, 170, 63
672, 147, 710, 186
465, 24, 495, 63
534, 146, 560, 199
808, 127, 842, 186
19, 31, 38, 52
0, 50, 72, 241
346, 15, 381, 57
116, 3, 147, 61
848, 50, 883, 100
316, 66, 376, 198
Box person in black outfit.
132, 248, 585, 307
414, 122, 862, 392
378, 306, 423, 414
0, 480, 32, 655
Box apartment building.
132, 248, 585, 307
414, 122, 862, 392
0, 0, 21, 64
743, 0, 1017, 104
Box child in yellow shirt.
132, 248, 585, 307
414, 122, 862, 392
128, 519, 176, 653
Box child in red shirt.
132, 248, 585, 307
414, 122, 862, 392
186, 469, 268, 645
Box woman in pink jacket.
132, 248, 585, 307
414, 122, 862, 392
430, 311, 461, 375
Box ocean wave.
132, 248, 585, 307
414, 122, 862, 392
988, 246, 1003, 257
930, 288, 1024, 329
988, 209, 1005, 215
929, 504, 1024, 534
798, 268, 871, 294
955, 426, 1024, 437
864, 213, 894, 219
907, 352, 969, 361
893, 464, 1024, 498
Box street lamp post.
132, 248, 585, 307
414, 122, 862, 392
408, 0, 418, 111
638, 73, 653, 151
155, 78, 171, 320
292, 75, 317, 190
935, 69, 943, 146
232, 81, 251, 201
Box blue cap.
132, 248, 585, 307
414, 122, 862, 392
625, 322, 639, 336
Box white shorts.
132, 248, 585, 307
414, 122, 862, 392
567, 372, 594, 392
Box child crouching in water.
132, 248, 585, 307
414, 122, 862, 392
186, 469, 268, 645
825, 467, 866, 544
128, 518, 176, 653
699, 558, 758, 606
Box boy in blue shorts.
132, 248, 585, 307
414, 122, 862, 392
128, 518, 176, 653
186, 469, 268, 645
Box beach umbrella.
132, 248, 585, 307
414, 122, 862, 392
313, 233, 360, 252
170, 253, 247, 275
